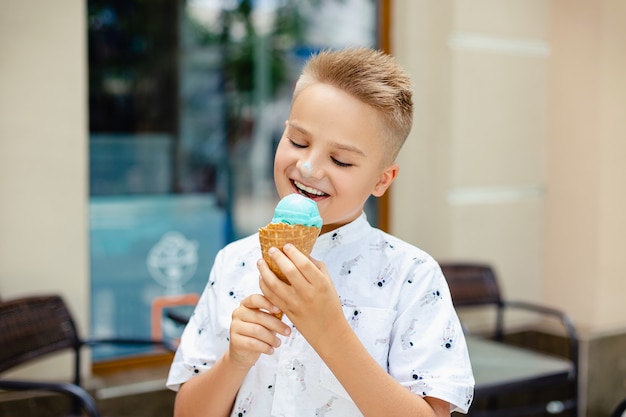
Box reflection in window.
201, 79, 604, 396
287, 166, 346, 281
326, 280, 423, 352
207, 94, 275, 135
88, 0, 379, 360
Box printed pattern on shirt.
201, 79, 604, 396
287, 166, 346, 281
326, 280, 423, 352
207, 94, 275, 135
166, 213, 474, 416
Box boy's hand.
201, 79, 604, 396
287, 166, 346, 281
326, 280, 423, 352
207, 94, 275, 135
258, 244, 345, 346
228, 294, 291, 369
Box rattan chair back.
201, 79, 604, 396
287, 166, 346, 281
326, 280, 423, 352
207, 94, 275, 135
0, 295, 80, 374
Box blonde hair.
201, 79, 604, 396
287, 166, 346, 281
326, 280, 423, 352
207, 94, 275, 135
293, 47, 413, 165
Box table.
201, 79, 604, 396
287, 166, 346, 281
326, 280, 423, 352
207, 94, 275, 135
467, 336, 574, 397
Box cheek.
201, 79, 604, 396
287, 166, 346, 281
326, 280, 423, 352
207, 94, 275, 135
273, 142, 290, 170
275, 137, 299, 160
332, 170, 374, 197
273, 142, 297, 190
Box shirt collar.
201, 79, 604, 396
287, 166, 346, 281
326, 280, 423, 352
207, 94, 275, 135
313, 212, 371, 256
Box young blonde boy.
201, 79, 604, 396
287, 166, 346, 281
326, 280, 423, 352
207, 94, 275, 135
167, 47, 474, 417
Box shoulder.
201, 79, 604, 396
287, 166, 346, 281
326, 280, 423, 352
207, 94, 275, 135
368, 228, 437, 268
356, 228, 444, 291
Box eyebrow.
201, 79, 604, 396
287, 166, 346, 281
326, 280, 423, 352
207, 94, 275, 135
287, 121, 367, 157
330, 141, 367, 157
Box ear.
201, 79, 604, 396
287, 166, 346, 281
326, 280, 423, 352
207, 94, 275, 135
372, 164, 399, 197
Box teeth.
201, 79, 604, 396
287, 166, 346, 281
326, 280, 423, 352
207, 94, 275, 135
294, 180, 325, 196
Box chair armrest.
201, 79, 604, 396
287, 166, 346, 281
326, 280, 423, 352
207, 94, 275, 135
501, 299, 579, 377
0, 379, 100, 417
503, 300, 578, 342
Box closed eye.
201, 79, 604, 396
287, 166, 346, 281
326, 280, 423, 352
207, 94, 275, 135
332, 157, 352, 168
289, 138, 307, 149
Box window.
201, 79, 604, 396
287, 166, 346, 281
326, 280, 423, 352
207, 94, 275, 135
88, 0, 382, 361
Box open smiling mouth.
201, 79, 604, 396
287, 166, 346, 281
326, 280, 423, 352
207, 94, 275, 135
292, 180, 328, 200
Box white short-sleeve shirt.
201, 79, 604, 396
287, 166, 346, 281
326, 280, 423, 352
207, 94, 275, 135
167, 213, 474, 416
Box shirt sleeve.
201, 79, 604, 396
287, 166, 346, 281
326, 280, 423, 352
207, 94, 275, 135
388, 258, 475, 413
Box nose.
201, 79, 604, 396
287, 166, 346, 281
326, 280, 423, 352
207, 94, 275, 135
297, 159, 323, 179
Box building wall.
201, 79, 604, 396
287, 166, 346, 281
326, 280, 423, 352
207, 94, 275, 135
391, 0, 549, 320
545, 1, 626, 414
391, 0, 626, 415
545, 0, 626, 335
0, 0, 89, 379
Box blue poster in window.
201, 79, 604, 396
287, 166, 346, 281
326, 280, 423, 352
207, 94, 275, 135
89, 195, 225, 360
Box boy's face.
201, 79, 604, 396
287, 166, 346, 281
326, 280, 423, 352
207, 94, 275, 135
274, 82, 398, 234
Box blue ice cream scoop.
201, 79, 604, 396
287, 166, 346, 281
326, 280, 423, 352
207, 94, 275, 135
271, 194, 322, 228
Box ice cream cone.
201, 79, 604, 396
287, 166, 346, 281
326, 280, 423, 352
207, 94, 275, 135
259, 194, 322, 319
258, 223, 320, 284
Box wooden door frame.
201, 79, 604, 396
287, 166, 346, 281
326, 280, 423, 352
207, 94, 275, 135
378, 0, 392, 232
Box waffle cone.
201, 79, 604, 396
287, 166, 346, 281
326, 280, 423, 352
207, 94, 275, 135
258, 223, 320, 284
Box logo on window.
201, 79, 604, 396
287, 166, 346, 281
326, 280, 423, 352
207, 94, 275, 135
147, 231, 198, 294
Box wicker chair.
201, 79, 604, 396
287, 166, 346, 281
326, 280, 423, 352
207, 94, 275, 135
0, 294, 174, 417
440, 262, 579, 417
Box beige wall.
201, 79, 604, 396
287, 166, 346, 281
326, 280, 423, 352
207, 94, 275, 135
0, 1, 88, 378
389, 0, 454, 257
391, 0, 626, 335
545, 0, 626, 335
391, 0, 626, 413
391, 0, 550, 314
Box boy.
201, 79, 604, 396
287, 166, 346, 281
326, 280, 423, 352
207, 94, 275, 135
167, 47, 474, 417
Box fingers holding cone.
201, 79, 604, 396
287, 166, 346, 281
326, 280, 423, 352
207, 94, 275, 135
258, 223, 320, 319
